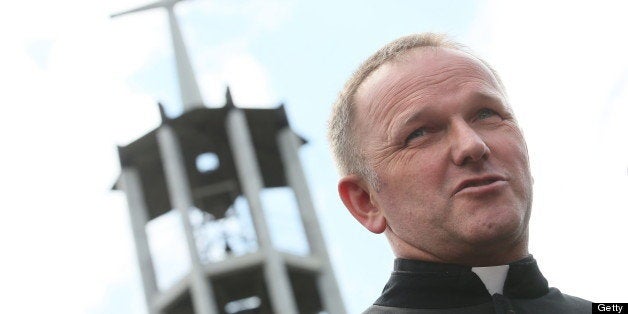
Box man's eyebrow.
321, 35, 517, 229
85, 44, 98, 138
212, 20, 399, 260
401, 108, 428, 130
465, 90, 512, 114
398, 91, 506, 128
467, 90, 505, 106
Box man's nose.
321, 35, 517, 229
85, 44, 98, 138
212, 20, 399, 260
450, 121, 490, 166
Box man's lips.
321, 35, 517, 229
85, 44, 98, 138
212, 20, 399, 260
453, 175, 507, 196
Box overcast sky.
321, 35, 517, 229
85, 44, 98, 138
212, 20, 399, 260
1, 1, 626, 313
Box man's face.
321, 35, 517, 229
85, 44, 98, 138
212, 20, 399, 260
352, 48, 533, 264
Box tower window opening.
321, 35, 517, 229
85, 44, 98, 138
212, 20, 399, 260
224, 296, 262, 313
195, 152, 220, 173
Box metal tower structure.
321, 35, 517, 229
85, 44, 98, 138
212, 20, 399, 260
111, 1, 346, 314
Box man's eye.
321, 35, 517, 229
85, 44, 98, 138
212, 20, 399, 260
477, 108, 497, 120
406, 128, 426, 142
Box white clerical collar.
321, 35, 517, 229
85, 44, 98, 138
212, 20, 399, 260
471, 265, 510, 295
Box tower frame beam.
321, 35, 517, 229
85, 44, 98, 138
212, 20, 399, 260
225, 109, 299, 314
120, 167, 162, 314
157, 125, 218, 314
277, 128, 347, 314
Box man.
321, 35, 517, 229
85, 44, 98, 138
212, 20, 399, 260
328, 33, 590, 313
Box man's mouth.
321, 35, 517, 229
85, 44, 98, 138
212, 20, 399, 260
465, 179, 498, 187
454, 175, 506, 195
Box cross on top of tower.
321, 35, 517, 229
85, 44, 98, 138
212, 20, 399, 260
111, 0, 205, 113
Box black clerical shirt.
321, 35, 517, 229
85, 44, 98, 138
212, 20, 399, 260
363, 256, 590, 314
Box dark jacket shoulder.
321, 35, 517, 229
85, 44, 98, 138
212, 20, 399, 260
363, 289, 591, 314
363, 302, 494, 314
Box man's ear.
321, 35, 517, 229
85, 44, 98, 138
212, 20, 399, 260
338, 174, 387, 234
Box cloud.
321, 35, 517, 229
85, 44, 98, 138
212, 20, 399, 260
468, 0, 628, 300
182, 0, 296, 108
0, 1, 175, 312
188, 0, 295, 32
198, 49, 279, 107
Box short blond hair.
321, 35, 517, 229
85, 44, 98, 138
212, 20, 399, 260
327, 33, 503, 185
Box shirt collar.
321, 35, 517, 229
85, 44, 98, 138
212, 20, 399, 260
471, 264, 509, 295
375, 255, 549, 309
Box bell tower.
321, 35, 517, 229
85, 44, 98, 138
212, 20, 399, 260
111, 1, 346, 313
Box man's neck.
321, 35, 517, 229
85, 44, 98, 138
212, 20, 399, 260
388, 228, 530, 266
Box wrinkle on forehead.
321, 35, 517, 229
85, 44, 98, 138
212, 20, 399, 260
354, 48, 506, 141
374, 61, 500, 112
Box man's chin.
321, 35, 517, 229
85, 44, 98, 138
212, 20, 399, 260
458, 216, 528, 249
457, 200, 528, 238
